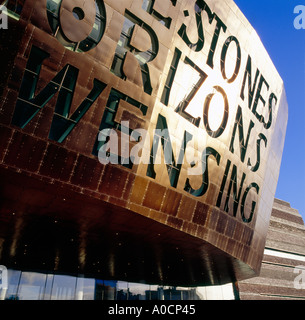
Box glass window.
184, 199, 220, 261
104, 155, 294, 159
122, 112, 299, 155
142, 0, 153, 12
1, 269, 226, 300
141, 0, 173, 28
40, 274, 54, 300
16, 272, 47, 300
75, 277, 95, 300
46, 0, 60, 15
3, 269, 21, 300
116, 281, 128, 300
128, 282, 150, 300
102, 280, 116, 300
50, 275, 77, 300
4, 0, 24, 18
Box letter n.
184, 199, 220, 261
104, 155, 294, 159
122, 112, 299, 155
229, 105, 254, 163
146, 114, 192, 188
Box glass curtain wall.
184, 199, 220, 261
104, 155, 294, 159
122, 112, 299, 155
0, 269, 236, 300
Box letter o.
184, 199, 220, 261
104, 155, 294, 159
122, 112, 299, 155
46, 0, 106, 52
221, 36, 241, 83
60, 0, 96, 43
203, 86, 229, 138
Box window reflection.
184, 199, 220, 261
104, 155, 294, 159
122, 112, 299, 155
50, 275, 76, 300
128, 282, 150, 300
42, 274, 54, 300
3, 269, 21, 300
76, 277, 95, 300
17, 272, 47, 300
116, 281, 128, 300
2, 269, 234, 300
94, 280, 117, 300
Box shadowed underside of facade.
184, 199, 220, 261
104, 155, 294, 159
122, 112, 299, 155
0, 165, 252, 287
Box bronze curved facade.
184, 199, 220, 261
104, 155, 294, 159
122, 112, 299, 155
0, 0, 288, 287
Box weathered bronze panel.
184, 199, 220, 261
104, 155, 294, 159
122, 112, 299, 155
0, 0, 288, 286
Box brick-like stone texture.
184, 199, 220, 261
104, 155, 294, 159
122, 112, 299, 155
238, 199, 305, 300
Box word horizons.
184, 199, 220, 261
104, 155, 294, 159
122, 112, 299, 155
10, 0, 280, 224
